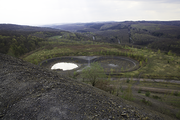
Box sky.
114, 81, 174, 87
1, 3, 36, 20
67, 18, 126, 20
0, 0, 180, 26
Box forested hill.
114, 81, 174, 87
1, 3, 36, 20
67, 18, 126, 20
0, 24, 93, 58
0, 24, 59, 31
0, 24, 65, 57
47, 21, 180, 54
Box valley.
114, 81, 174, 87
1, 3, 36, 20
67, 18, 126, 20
0, 21, 180, 119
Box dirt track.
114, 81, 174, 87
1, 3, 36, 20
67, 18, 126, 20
110, 78, 180, 84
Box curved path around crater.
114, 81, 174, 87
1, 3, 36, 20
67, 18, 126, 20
110, 78, 180, 84
39, 56, 139, 73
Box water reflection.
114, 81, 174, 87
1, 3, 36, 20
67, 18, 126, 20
51, 62, 78, 71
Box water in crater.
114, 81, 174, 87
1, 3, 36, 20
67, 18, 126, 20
108, 64, 118, 67
51, 62, 78, 71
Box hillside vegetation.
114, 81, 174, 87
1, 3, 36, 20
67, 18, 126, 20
50, 21, 180, 54
0, 22, 180, 119
0, 24, 93, 57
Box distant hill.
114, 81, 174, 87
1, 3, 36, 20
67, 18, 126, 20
0, 24, 59, 31
47, 21, 180, 32
45, 21, 180, 54
0, 24, 67, 56
47, 22, 119, 32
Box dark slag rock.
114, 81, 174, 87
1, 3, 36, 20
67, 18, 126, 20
0, 53, 168, 120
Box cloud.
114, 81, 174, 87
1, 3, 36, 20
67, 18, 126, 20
0, 0, 180, 25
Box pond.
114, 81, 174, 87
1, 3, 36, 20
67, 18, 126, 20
108, 64, 118, 67
51, 62, 78, 71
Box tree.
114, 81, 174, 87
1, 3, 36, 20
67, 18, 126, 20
81, 62, 106, 86
168, 50, 172, 56
123, 84, 134, 101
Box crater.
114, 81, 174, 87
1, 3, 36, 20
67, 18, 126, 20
40, 56, 139, 74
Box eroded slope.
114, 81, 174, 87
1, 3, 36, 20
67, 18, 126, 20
0, 53, 171, 120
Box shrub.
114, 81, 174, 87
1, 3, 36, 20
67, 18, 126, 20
123, 84, 134, 101
176, 111, 180, 119
141, 98, 152, 106
168, 50, 172, 56
126, 79, 130, 83
152, 95, 161, 100
174, 91, 179, 96
73, 71, 78, 78
81, 62, 106, 86
138, 89, 141, 93
121, 67, 124, 71
120, 86, 123, 93
145, 91, 151, 97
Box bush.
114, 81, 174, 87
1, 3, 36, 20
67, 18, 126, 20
73, 71, 78, 79
145, 91, 151, 97
174, 91, 179, 96
122, 84, 134, 101
176, 111, 180, 119
81, 62, 106, 86
152, 95, 161, 100
126, 79, 130, 83
141, 98, 152, 106
138, 89, 141, 93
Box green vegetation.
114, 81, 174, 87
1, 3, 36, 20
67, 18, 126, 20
124, 47, 180, 79
109, 78, 180, 119
81, 62, 106, 86
141, 98, 152, 106
122, 84, 134, 101
131, 22, 180, 54
145, 91, 151, 97
152, 95, 161, 100
22, 43, 180, 80
126, 79, 130, 83
176, 111, 180, 119
1, 22, 180, 119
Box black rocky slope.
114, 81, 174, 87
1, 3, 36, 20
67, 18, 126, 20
0, 53, 170, 120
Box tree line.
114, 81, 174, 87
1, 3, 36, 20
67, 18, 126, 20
0, 30, 63, 57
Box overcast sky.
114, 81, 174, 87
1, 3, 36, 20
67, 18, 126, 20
0, 0, 180, 26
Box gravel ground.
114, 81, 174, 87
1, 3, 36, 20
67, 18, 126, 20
0, 53, 171, 120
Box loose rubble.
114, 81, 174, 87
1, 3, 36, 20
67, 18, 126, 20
0, 53, 170, 120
